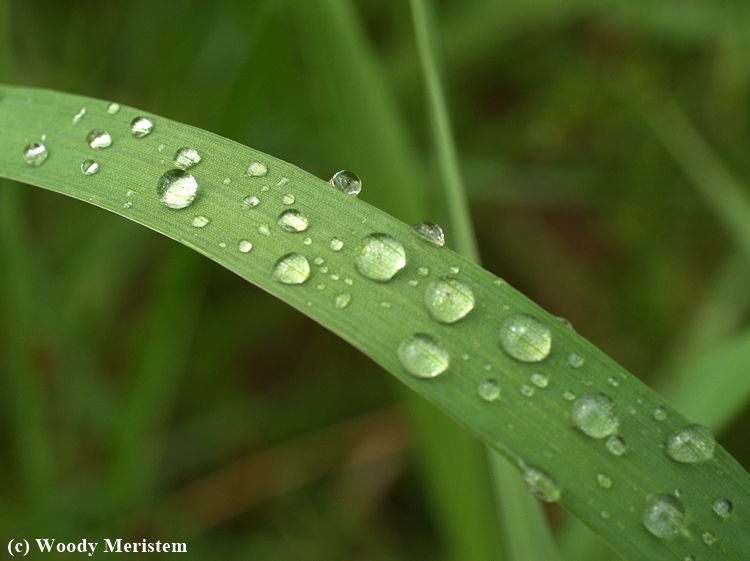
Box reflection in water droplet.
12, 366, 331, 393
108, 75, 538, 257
702, 532, 716, 546
653, 407, 668, 421
568, 353, 584, 368
712, 498, 733, 519
278, 209, 309, 232
81, 160, 99, 175
424, 277, 475, 323
130, 116, 154, 138
605, 435, 626, 456
523, 466, 561, 502
412, 221, 445, 247
570, 392, 619, 439
642, 494, 686, 538
238, 240, 253, 253
330, 237, 343, 252
271, 253, 310, 284
666, 424, 715, 463
157, 169, 198, 210
335, 293, 352, 309
246, 161, 268, 177
478, 379, 500, 401
87, 129, 112, 149
530, 373, 549, 388
498, 314, 552, 362
107, 102, 121, 114
23, 142, 48, 167
282, 193, 296, 205
596, 474, 613, 489
72, 107, 86, 124
173, 147, 202, 169
330, 170, 361, 195
191, 215, 210, 228
242, 195, 260, 209
397, 334, 449, 378
354, 234, 406, 282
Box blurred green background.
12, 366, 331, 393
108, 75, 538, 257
1, 0, 750, 559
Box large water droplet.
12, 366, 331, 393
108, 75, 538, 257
72, 107, 86, 124
277, 209, 309, 232
238, 240, 253, 253
478, 379, 500, 401
596, 474, 613, 489
130, 116, 154, 138
354, 234, 406, 282
330, 170, 361, 195
666, 424, 715, 463
498, 314, 552, 362
712, 498, 733, 519
523, 466, 561, 502
156, 169, 198, 210
106, 102, 120, 114
570, 392, 619, 439
242, 195, 260, 209
191, 215, 210, 228
424, 277, 475, 323
246, 161, 268, 177
81, 159, 99, 175
22, 142, 48, 167
271, 253, 310, 285
605, 435, 627, 456
397, 334, 449, 378
335, 293, 352, 309
173, 147, 202, 169
412, 221, 445, 247
642, 494, 686, 538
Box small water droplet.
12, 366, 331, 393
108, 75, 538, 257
424, 277, 475, 323
666, 424, 715, 463
303, 237, 312, 245
685, 556, 695, 561
278, 193, 295, 205
478, 379, 500, 401
316, 283, 326, 291
238, 240, 253, 253
530, 373, 549, 388
570, 392, 619, 439
191, 215, 210, 228
407, 279, 419, 287
319, 266, 329, 274
498, 313, 552, 362
712, 498, 733, 519
397, 334, 449, 378
330, 237, 343, 251
608, 376, 619, 387
417, 266, 430, 277
380, 301, 392, 309
605, 435, 627, 456
596, 473, 613, 489
246, 161, 268, 177
412, 221, 445, 247
642, 494, 686, 538
521, 384, 535, 397
562, 390, 576, 401
271, 253, 310, 284
156, 169, 198, 210
653, 407, 668, 421
173, 147, 202, 169
219, 242, 226, 248
22, 142, 48, 167
483, 363, 492, 371
354, 234, 406, 282
278, 209, 309, 232
242, 195, 260, 209
330, 170, 361, 195
130, 116, 154, 138
106, 102, 121, 114
81, 159, 99, 175
277, 177, 289, 186
259, 224, 271, 236
72, 107, 86, 124
335, 292, 352, 309
522, 466, 561, 502
568, 353, 584, 368
344, 277, 353, 286
314, 257, 325, 265
123, 201, 133, 209
702, 531, 716, 546
450, 265, 460, 274
555, 316, 575, 331
223, 177, 231, 184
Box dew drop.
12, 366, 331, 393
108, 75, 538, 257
130, 116, 154, 138
330, 237, 344, 252
702, 531, 716, 546
712, 498, 733, 519
412, 221, 445, 247
330, 170, 361, 195
568, 353, 584, 368
417, 266, 430, 277
523, 466, 561, 502
242, 195, 260, 209
570, 392, 619, 439
238, 240, 253, 253
246, 161, 268, 177
259, 224, 270, 236
72, 107, 86, 124
424, 277, 475, 323
314, 257, 325, 265
608, 376, 619, 387
106, 102, 121, 114
123, 201, 133, 209
303, 237, 312, 245
335, 293, 352, 309
81, 159, 99, 175
450, 265, 460, 274
22, 142, 48, 167
642, 494, 686, 538
666, 424, 715, 463
562, 390, 576, 401
555, 316, 575, 331
282, 193, 296, 205
478, 379, 500, 401
498, 313, 552, 362
605, 435, 627, 456
173, 147, 202, 169
191, 215, 210, 228
685, 556, 695, 561
344, 277, 354, 286
397, 334, 449, 379
219, 242, 226, 248
407, 279, 419, 287
353, 234, 406, 282
530, 373, 549, 388
521, 384, 535, 397
271, 253, 310, 284
87, 129, 111, 149
596, 473, 613, 489
278, 209, 309, 232
156, 169, 198, 210
653, 407, 668, 421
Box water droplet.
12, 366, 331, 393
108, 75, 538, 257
238, 240, 253, 253
106, 102, 120, 114
522, 466, 561, 502
303, 237, 312, 245
397, 334, 449, 379
319, 266, 329, 274
277, 177, 289, 186
156, 169, 198, 210
562, 390, 576, 401
353, 234, 406, 282
407, 279, 419, 287
605, 435, 627, 456
81, 159, 99, 175
568, 353, 584, 368
478, 379, 500, 401
424, 277, 475, 323
130, 116, 154, 138
570, 392, 619, 439
278, 209, 309, 232
412, 221, 445, 247
259, 224, 270, 236
685, 556, 695, 561
191, 215, 210, 228
653, 407, 668, 421
219, 242, 226, 248
282, 193, 296, 205
72, 107, 86, 124
173, 147, 202, 169
417, 266, 430, 277
712, 498, 733, 519
450, 265, 460, 274
666, 424, 715, 463
521, 384, 535, 397
702, 531, 716, 546
261, 185, 270, 192
246, 161, 268, 177
330, 237, 343, 252
642, 494, 686, 538
242, 195, 260, 209
330, 170, 361, 195
222, 177, 231, 184
498, 314, 552, 362
596, 473, 613, 489
22, 142, 48, 167
344, 278, 353, 286
314, 257, 325, 265
271, 253, 310, 284
608, 376, 619, 387
555, 316, 575, 331
123, 201, 133, 209
530, 373, 549, 388
335, 293, 352, 309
